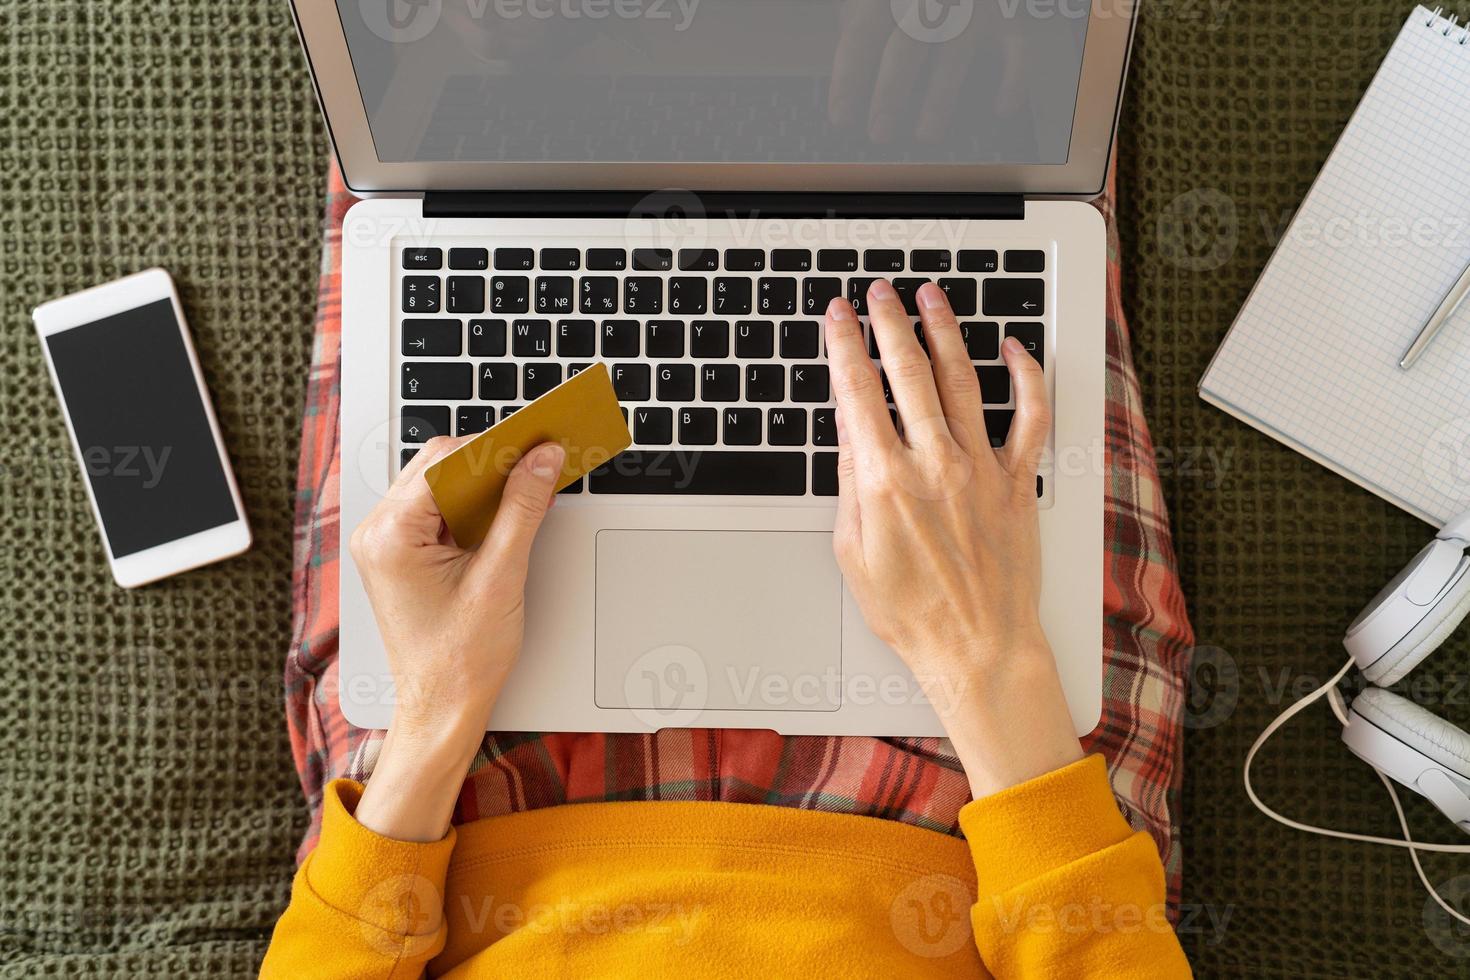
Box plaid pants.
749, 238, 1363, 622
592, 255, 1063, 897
285, 162, 1194, 906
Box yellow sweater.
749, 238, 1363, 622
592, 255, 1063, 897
261, 755, 1190, 978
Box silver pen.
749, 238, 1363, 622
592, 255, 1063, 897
1400, 255, 1470, 369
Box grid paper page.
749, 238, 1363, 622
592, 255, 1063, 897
1201, 6, 1470, 524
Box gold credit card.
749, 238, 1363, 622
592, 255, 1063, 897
424, 362, 631, 549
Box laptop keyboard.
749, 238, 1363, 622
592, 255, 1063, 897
396, 243, 1051, 500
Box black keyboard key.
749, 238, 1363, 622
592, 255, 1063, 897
668, 277, 707, 315
961, 321, 1000, 360
803, 278, 843, 317
403, 247, 441, 270
791, 364, 830, 402
559, 478, 584, 495
818, 248, 859, 272
909, 249, 951, 272
771, 248, 812, 272
722, 407, 762, 445
767, 408, 807, 446
724, 248, 765, 271
976, 365, 1010, 403
983, 279, 1045, 316
449, 247, 489, 271
812, 452, 838, 496
623, 277, 663, 315
401, 405, 450, 443
447, 276, 485, 314
678, 408, 718, 445
602, 319, 640, 357
700, 364, 740, 401
1005, 322, 1045, 368
735, 320, 774, 358
892, 278, 928, 315
590, 451, 806, 495
456, 406, 498, 436
678, 248, 718, 271
402, 361, 471, 400
494, 248, 534, 271
540, 247, 580, 270
633, 406, 673, 445
632, 248, 673, 271
402, 276, 440, 313
523, 362, 562, 400
646, 320, 685, 358
745, 364, 784, 401
511, 319, 551, 357
864, 249, 904, 273
478, 362, 517, 400
984, 409, 1014, 447
712, 278, 752, 315
401, 319, 462, 357
1005, 250, 1046, 273
657, 363, 695, 401
612, 363, 651, 401
847, 277, 874, 315
556, 319, 595, 357
502, 405, 523, 420
779, 320, 820, 359
690, 320, 730, 358
535, 276, 575, 314
812, 407, 837, 446
401, 448, 420, 469
938, 278, 977, 316
586, 248, 627, 271
958, 249, 999, 273
580, 277, 618, 314
567, 362, 593, 378
490, 276, 529, 313
469, 319, 507, 357
757, 277, 797, 316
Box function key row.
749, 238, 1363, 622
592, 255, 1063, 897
404, 247, 1046, 275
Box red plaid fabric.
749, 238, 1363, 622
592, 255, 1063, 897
285, 162, 1193, 905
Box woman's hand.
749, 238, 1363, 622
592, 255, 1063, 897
825, 280, 1083, 798
348, 436, 565, 841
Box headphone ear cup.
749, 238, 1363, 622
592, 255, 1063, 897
1365, 575, 1470, 686
1345, 540, 1470, 686
1347, 688, 1470, 779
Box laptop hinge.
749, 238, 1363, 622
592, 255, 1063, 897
422, 191, 1025, 221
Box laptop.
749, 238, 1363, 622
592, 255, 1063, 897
290, 0, 1131, 736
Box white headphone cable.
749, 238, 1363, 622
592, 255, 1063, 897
1242, 655, 1470, 926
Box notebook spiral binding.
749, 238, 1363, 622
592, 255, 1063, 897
1426, 6, 1470, 44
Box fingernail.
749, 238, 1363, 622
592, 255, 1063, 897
827, 297, 857, 322
1002, 337, 1024, 355
918, 282, 947, 311
531, 443, 565, 478
869, 278, 897, 301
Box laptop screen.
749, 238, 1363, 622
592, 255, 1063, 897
336, 0, 1090, 167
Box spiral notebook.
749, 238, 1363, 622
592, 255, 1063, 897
1200, 5, 1470, 525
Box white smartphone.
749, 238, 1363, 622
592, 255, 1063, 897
33, 268, 251, 587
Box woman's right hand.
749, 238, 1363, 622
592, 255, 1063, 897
824, 280, 1084, 798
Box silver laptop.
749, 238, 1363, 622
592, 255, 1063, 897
290, 0, 1133, 736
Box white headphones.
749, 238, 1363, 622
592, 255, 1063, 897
1245, 509, 1470, 926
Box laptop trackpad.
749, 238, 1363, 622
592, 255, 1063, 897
594, 529, 842, 715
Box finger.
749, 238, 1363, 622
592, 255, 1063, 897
833, 412, 862, 566
916, 282, 986, 457
371, 435, 471, 547
996, 336, 1050, 486
825, 297, 899, 464
916, 42, 975, 144
868, 30, 929, 142
828, 0, 891, 128
471, 442, 566, 581
866, 279, 946, 443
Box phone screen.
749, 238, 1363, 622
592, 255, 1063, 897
45, 299, 239, 559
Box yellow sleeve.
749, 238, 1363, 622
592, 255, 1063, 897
260, 779, 456, 980
959, 754, 1193, 978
